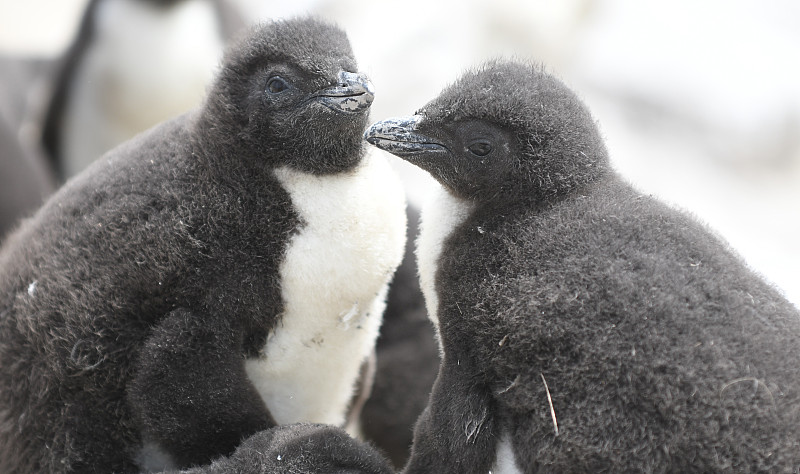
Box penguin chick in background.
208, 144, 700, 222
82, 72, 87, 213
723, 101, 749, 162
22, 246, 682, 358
179, 423, 393, 474
365, 61, 800, 473
0, 114, 54, 240
0, 18, 406, 473
0, 54, 57, 240
41, 0, 243, 181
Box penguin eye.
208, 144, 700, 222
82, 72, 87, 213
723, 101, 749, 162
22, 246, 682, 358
467, 140, 493, 157
266, 76, 290, 94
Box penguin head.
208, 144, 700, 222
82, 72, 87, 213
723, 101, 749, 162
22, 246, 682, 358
201, 18, 374, 174
365, 61, 608, 204
137, 0, 188, 7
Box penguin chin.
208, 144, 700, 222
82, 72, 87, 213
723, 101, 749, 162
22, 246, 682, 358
264, 108, 368, 174
284, 140, 366, 175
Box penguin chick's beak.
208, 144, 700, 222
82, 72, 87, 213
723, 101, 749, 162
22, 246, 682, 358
363, 115, 447, 155
314, 71, 374, 113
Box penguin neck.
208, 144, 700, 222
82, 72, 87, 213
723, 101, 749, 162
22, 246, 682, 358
469, 162, 612, 225
194, 108, 368, 178
523, 145, 612, 203
192, 95, 274, 179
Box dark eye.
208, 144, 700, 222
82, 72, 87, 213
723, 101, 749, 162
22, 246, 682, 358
267, 76, 290, 94
467, 140, 492, 157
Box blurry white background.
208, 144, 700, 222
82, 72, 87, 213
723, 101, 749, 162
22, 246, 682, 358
1, 0, 798, 306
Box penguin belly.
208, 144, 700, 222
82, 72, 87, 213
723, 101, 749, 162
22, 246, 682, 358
416, 183, 473, 352
245, 153, 406, 428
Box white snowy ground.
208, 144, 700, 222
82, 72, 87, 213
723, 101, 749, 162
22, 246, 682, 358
1, 0, 797, 306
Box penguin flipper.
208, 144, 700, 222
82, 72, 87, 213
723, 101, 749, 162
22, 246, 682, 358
128, 308, 273, 468
403, 363, 496, 474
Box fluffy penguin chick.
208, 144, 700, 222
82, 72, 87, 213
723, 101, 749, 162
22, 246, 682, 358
0, 18, 405, 473
365, 61, 800, 473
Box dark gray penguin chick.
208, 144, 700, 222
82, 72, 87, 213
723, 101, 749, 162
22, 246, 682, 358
41, 0, 243, 181
365, 61, 800, 473
179, 423, 393, 474
0, 18, 405, 473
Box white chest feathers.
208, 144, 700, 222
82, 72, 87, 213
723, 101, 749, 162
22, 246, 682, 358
417, 183, 473, 352
244, 153, 407, 428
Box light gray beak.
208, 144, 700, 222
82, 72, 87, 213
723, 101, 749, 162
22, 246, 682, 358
364, 115, 447, 155
316, 71, 374, 113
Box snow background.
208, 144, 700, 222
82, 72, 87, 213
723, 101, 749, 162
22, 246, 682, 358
1, 0, 798, 306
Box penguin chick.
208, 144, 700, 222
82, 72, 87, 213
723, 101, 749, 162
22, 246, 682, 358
179, 423, 394, 474
365, 61, 800, 473
41, 0, 242, 181
0, 18, 405, 473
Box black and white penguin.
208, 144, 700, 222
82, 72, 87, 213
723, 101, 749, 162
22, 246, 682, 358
181, 423, 393, 474
41, 0, 243, 181
365, 61, 800, 472
0, 18, 405, 472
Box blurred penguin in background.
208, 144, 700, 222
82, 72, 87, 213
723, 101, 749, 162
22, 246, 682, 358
0, 114, 54, 241
41, 0, 244, 182
0, 54, 56, 241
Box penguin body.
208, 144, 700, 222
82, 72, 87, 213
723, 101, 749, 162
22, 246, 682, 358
42, 0, 240, 181
366, 61, 800, 472
0, 19, 404, 473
